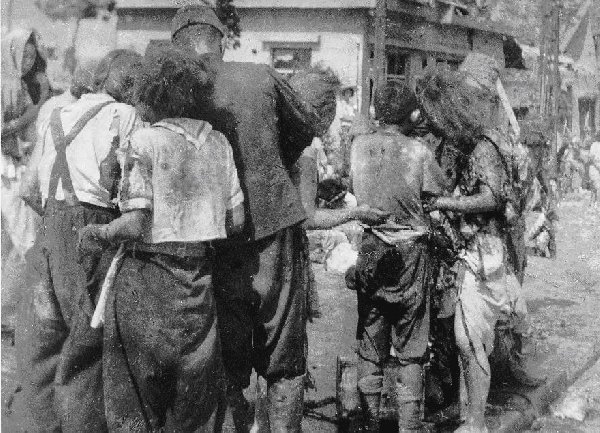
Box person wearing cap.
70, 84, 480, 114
171, 5, 319, 432
17, 49, 142, 433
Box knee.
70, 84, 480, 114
357, 359, 383, 394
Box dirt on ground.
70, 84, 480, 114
2, 197, 600, 432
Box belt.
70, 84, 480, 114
127, 241, 212, 258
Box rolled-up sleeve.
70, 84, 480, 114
119, 130, 153, 212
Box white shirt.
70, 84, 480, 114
37, 93, 140, 208
120, 118, 243, 244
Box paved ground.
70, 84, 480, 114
2, 198, 600, 432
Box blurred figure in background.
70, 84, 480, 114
589, 132, 600, 208
1, 28, 51, 332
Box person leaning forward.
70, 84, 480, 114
171, 5, 320, 432
78, 48, 244, 432
17, 49, 142, 433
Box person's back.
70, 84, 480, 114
352, 128, 443, 229
201, 59, 312, 239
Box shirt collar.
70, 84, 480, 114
154, 118, 213, 151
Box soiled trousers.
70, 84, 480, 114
17, 200, 117, 433
212, 225, 309, 388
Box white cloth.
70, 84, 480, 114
36, 93, 140, 208
120, 118, 243, 244
589, 142, 600, 190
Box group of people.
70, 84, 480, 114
2, 4, 552, 433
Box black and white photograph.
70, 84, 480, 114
1, 0, 599, 431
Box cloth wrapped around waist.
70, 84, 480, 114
354, 230, 433, 304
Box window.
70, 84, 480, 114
385, 47, 408, 83
272, 48, 312, 76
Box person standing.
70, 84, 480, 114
17, 49, 142, 433
347, 83, 447, 432
78, 47, 244, 432
170, 6, 319, 431
589, 132, 600, 208
1, 28, 50, 331
418, 69, 529, 433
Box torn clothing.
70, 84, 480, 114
354, 233, 433, 365
119, 118, 243, 243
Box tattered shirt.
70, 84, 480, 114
120, 118, 243, 244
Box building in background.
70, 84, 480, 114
116, 0, 515, 114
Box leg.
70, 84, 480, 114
213, 240, 258, 433
17, 243, 65, 433
454, 306, 489, 433
356, 295, 390, 433
251, 226, 309, 432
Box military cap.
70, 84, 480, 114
171, 5, 227, 39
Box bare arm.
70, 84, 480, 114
99, 209, 151, 243
431, 184, 500, 214
226, 204, 245, 236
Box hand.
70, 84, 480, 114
76, 224, 110, 263
422, 196, 440, 213
353, 205, 390, 225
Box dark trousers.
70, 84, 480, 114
103, 252, 226, 432
17, 201, 117, 433
212, 225, 309, 388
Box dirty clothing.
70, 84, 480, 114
102, 118, 239, 431
119, 119, 243, 242
454, 138, 528, 375
355, 234, 433, 365
36, 93, 139, 208
197, 57, 318, 241
213, 224, 309, 388
351, 130, 443, 374
18, 201, 117, 432
103, 249, 225, 432
18, 98, 139, 432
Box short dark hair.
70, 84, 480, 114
374, 82, 418, 125
93, 49, 143, 104
288, 65, 341, 135
134, 48, 211, 119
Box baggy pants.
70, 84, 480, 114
103, 250, 226, 432
17, 200, 117, 432
212, 224, 309, 389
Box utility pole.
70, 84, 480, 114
373, 0, 387, 100
539, 0, 562, 175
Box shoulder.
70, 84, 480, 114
207, 128, 230, 146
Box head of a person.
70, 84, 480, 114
171, 6, 226, 58
341, 86, 354, 102
133, 47, 212, 123
374, 82, 418, 133
416, 69, 495, 146
70, 58, 100, 99
2, 29, 46, 78
93, 49, 143, 104
288, 65, 341, 136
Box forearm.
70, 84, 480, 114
2, 105, 40, 137
100, 210, 150, 243
434, 192, 501, 214
307, 208, 356, 229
